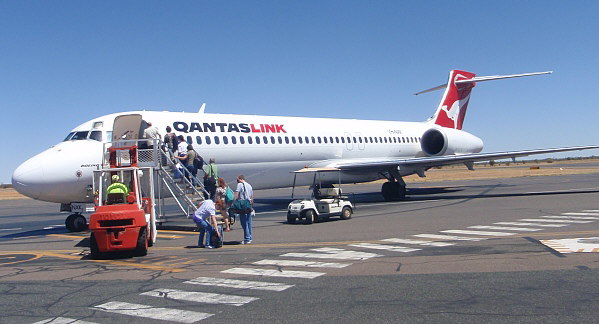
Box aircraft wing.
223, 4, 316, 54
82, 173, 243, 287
310, 145, 599, 172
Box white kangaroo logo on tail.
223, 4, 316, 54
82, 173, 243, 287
439, 74, 471, 129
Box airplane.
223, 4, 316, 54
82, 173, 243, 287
11, 69, 599, 232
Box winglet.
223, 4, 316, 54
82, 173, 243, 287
198, 103, 206, 113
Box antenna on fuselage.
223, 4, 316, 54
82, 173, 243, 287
198, 103, 206, 114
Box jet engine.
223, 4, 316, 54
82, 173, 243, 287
420, 127, 483, 156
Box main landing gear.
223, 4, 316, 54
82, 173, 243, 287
381, 179, 407, 202
65, 213, 87, 232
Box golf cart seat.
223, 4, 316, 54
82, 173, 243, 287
318, 188, 341, 198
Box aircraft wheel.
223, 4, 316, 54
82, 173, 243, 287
381, 182, 393, 201
66, 214, 87, 232
90, 233, 103, 259
340, 206, 352, 220
287, 212, 296, 224
134, 227, 148, 257
303, 210, 315, 225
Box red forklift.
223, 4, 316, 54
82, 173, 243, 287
89, 144, 157, 259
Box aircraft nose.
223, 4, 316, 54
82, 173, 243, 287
12, 157, 44, 199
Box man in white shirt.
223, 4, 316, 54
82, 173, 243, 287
143, 122, 161, 148
192, 199, 220, 248
234, 175, 254, 244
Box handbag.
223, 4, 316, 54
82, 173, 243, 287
230, 183, 252, 214
225, 187, 234, 203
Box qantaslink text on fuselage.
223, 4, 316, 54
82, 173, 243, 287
173, 122, 287, 134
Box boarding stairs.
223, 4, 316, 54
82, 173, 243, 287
102, 139, 209, 225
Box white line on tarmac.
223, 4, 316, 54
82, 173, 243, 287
468, 225, 542, 232
0, 228, 22, 231
413, 234, 487, 241
253, 259, 351, 268
141, 288, 258, 306
518, 218, 592, 224
222, 267, 325, 279
184, 277, 294, 291
349, 243, 420, 253
93, 301, 213, 323
380, 238, 454, 247
543, 215, 599, 220
582, 210, 599, 213
33, 317, 97, 324
441, 229, 516, 236
494, 222, 567, 228
281, 248, 381, 260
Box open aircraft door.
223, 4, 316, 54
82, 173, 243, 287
112, 114, 147, 141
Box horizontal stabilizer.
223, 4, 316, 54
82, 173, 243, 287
414, 71, 552, 95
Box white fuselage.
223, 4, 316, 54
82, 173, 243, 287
12, 110, 483, 204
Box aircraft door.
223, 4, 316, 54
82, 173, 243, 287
356, 132, 365, 150
112, 114, 146, 141
343, 132, 353, 151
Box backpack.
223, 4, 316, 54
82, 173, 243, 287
225, 187, 234, 203
193, 151, 204, 170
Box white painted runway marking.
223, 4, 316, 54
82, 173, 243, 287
33, 317, 97, 324
93, 301, 213, 323
381, 238, 454, 247
222, 267, 325, 279
413, 234, 487, 241
184, 277, 294, 291
519, 218, 592, 224
441, 230, 515, 236
543, 215, 599, 220
253, 259, 351, 268
348, 243, 420, 252
281, 248, 380, 260
494, 222, 567, 228
468, 225, 542, 232
0, 228, 22, 231
568, 212, 599, 216
141, 288, 258, 306
581, 210, 599, 213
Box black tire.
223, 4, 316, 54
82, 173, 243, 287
66, 214, 87, 232
303, 210, 315, 225
381, 182, 406, 201
340, 206, 352, 220
287, 212, 296, 224
90, 233, 103, 259
134, 227, 148, 257
381, 182, 393, 201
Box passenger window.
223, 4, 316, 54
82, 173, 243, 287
285, 136, 289, 144
335, 137, 339, 143
222, 136, 228, 144
232, 136, 237, 144
214, 136, 220, 145
305, 136, 309, 143
255, 136, 261, 144
318, 137, 322, 144
353, 137, 357, 143
196, 136, 202, 145
346, 137, 351, 143
323, 137, 327, 144
205, 136, 211, 145
298, 136, 303, 144
247, 136, 252, 144
278, 136, 283, 144
374, 137, 378, 143
263, 136, 268, 144
341, 137, 345, 144
240, 136, 245, 144
358, 137, 362, 143
185, 136, 192, 144
271, 136, 276, 144
311, 136, 316, 144
291, 137, 295, 144
89, 131, 102, 142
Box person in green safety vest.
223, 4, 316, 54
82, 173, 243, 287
107, 174, 129, 195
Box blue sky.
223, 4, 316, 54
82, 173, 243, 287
2, 1, 599, 184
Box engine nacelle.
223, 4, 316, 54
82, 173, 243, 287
421, 127, 483, 156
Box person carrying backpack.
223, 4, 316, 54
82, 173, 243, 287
203, 158, 218, 200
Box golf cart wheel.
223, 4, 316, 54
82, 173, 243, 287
340, 206, 352, 220
287, 212, 296, 224
303, 210, 315, 225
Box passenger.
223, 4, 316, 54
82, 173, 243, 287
203, 158, 218, 200
163, 126, 177, 154
176, 135, 188, 157
215, 177, 232, 232
176, 144, 198, 186
192, 198, 220, 249
143, 122, 161, 149
234, 175, 254, 244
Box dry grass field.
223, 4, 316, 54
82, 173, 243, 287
1, 159, 598, 200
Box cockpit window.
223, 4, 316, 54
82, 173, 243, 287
63, 132, 75, 141
89, 131, 102, 142
70, 131, 89, 141
92, 121, 103, 129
